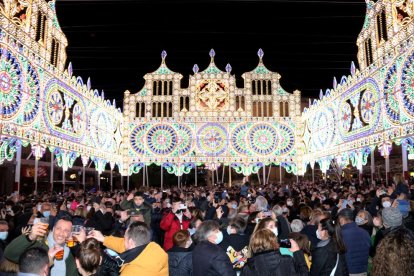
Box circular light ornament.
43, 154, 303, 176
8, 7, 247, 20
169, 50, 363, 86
147, 124, 177, 155
248, 124, 278, 156
197, 123, 228, 157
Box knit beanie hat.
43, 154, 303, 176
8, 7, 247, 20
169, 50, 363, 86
382, 207, 402, 228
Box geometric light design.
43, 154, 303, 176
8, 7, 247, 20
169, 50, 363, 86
0, 49, 23, 120
147, 124, 177, 156
197, 123, 228, 157
400, 50, 414, 118
248, 123, 278, 156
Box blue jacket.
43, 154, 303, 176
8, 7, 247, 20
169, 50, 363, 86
341, 222, 371, 274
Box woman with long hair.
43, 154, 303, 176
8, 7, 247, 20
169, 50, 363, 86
310, 218, 348, 276
372, 228, 414, 276
241, 229, 308, 276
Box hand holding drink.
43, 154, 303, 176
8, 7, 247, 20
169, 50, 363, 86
67, 225, 84, 247
29, 218, 48, 241
48, 245, 64, 261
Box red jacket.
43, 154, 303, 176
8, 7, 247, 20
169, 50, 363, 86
160, 211, 191, 250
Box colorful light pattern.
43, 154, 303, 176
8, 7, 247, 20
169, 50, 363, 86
4, 0, 414, 179
0, 49, 22, 120
197, 123, 228, 157
383, 64, 400, 124
248, 124, 278, 156
401, 50, 414, 118
147, 124, 177, 156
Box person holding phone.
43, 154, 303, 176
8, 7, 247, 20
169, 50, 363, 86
241, 229, 308, 275
160, 197, 192, 251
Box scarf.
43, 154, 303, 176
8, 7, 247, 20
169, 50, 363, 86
46, 232, 70, 276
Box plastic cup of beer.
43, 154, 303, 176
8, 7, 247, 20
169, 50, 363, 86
66, 235, 75, 248
39, 217, 49, 231
55, 248, 64, 260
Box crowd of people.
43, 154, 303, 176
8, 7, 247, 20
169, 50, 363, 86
0, 176, 413, 276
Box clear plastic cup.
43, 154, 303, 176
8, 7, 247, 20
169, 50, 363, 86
71, 225, 83, 234
85, 227, 95, 236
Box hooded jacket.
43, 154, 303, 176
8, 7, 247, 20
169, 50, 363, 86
103, 236, 168, 276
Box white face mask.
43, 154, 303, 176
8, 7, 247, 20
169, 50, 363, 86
214, 231, 223, 244
316, 229, 323, 240
382, 201, 392, 208
67, 204, 71, 209
0, 232, 8, 240
255, 218, 260, 224
287, 201, 293, 206
188, 228, 196, 236
227, 226, 234, 235
87, 206, 92, 212
271, 227, 278, 237
355, 216, 365, 225
186, 238, 193, 248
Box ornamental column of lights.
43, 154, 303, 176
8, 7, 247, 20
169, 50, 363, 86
310, 162, 315, 183
32, 145, 45, 194
402, 140, 409, 182
14, 144, 22, 193
81, 156, 88, 187
50, 151, 54, 192
110, 162, 115, 192
379, 142, 392, 186
371, 151, 375, 186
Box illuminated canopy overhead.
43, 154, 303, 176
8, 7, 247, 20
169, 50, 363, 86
1, 0, 414, 178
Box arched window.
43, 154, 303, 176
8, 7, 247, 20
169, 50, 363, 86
376, 10, 388, 44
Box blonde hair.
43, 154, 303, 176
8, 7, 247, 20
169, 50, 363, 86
247, 229, 278, 258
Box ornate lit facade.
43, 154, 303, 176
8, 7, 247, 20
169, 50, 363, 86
123, 49, 300, 176
301, 0, 414, 177
1, 0, 414, 182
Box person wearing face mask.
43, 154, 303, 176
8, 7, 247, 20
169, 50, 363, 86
91, 221, 168, 276
337, 208, 371, 276
355, 210, 374, 235
271, 205, 292, 240
241, 229, 308, 276
167, 230, 193, 276
310, 218, 348, 276
368, 189, 392, 217
160, 197, 192, 251
370, 207, 414, 258
192, 220, 235, 276
220, 217, 250, 271
0, 220, 9, 260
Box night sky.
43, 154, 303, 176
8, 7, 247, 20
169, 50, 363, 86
55, 0, 367, 108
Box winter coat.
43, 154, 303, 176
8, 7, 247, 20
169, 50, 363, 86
103, 236, 168, 276
120, 200, 152, 227
220, 233, 250, 252
277, 215, 292, 240
192, 241, 236, 276
301, 224, 319, 249
4, 234, 78, 276
167, 246, 193, 276
241, 250, 309, 276
341, 222, 371, 274
310, 239, 348, 276
85, 210, 114, 235
160, 211, 191, 251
